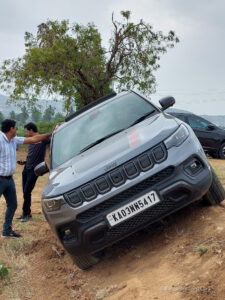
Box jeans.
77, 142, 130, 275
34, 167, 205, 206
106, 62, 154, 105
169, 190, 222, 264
22, 167, 38, 215
0, 177, 17, 234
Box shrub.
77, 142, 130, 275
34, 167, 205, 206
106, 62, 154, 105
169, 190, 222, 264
37, 121, 55, 134
0, 263, 10, 279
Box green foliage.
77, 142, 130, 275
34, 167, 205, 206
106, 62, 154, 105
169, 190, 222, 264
0, 11, 179, 109
42, 105, 55, 122
54, 112, 65, 122
31, 107, 42, 122
19, 105, 29, 125
9, 110, 16, 119
15, 113, 21, 122
37, 121, 55, 133
0, 263, 10, 279
16, 125, 25, 136
195, 246, 208, 255
0, 111, 4, 123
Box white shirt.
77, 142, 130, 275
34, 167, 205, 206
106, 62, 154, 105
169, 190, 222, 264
0, 132, 24, 176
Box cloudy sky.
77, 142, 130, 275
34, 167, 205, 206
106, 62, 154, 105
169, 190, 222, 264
0, 0, 225, 115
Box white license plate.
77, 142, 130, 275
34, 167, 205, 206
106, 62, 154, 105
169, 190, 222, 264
106, 190, 160, 227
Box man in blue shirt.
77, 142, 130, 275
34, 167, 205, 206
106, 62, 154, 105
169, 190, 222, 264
0, 119, 52, 238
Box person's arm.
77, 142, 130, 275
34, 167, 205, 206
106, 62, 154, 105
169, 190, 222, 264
23, 132, 52, 144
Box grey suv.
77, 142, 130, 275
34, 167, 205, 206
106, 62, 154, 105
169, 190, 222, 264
35, 90, 225, 269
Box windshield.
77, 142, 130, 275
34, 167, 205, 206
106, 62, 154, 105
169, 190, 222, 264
51, 92, 157, 168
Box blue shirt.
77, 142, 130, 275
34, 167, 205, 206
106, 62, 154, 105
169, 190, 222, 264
0, 132, 24, 176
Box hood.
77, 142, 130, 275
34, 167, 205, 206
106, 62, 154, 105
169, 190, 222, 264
43, 112, 179, 197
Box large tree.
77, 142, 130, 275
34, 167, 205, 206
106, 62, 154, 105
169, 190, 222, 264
0, 11, 179, 110
42, 105, 55, 122
9, 110, 16, 120
0, 111, 4, 123
20, 105, 29, 125
31, 107, 42, 123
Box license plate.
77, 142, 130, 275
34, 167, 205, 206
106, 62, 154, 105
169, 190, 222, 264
106, 190, 160, 227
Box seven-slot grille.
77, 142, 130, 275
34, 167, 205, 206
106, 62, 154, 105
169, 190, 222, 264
77, 166, 175, 222
64, 143, 167, 207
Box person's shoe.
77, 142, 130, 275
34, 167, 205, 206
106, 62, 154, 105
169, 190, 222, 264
21, 215, 30, 222
2, 231, 22, 238
16, 213, 32, 220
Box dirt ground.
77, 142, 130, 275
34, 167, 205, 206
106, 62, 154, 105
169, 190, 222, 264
1, 149, 225, 299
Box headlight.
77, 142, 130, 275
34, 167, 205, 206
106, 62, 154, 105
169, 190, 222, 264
164, 124, 189, 150
42, 196, 66, 212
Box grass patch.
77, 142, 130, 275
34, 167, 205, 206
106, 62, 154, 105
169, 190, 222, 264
32, 214, 43, 221
16, 220, 30, 231
209, 162, 225, 181
1, 235, 37, 254
8, 238, 27, 252
0, 263, 10, 279
195, 245, 208, 255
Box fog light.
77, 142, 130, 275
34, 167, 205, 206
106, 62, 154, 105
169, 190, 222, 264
190, 162, 197, 169
184, 159, 202, 176
62, 228, 77, 242
43, 196, 66, 212
65, 229, 71, 236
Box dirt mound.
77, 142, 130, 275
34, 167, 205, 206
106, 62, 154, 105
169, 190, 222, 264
1, 156, 225, 299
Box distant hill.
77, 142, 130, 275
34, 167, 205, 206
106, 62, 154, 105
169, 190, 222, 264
0, 94, 64, 117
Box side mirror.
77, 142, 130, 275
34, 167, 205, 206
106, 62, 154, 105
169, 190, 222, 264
207, 124, 215, 130
159, 96, 175, 111
34, 162, 49, 176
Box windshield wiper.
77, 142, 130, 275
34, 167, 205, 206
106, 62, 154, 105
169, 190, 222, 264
79, 129, 125, 154
129, 110, 156, 127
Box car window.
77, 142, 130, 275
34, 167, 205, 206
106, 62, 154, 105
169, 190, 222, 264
175, 114, 187, 122
187, 115, 209, 129
51, 93, 157, 168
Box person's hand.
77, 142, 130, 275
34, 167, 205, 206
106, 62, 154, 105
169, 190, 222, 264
52, 123, 59, 132
17, 160, 26, 165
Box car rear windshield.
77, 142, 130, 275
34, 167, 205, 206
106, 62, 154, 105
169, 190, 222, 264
51, 92, 157, 168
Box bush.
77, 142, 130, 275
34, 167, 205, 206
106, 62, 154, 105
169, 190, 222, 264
37, 121, 55, 134
16, 125, 25, 137
0, 263, 10, 279
16, 121, 62, 136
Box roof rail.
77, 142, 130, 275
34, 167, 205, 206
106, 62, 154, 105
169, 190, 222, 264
65, 92, 117, 122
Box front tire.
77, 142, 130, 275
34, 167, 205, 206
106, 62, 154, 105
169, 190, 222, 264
71, 253, 101, 270
203, 168, 225, 205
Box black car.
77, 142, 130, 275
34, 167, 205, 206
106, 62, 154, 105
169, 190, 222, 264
167, 108, 225, 159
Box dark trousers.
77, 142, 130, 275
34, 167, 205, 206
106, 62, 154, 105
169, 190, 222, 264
0, 176, 17, 234
22, 167, 38, 215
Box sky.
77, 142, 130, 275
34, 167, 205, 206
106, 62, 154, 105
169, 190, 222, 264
0, 0, 225, 115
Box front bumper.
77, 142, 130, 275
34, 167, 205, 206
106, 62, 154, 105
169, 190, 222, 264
44, 154, 212, 257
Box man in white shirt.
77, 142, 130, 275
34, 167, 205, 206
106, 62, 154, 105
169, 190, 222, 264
0, 119, 52, 238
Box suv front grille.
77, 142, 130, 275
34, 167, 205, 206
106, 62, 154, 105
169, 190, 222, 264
64, 142, 167, 207
77, 166, 174, 222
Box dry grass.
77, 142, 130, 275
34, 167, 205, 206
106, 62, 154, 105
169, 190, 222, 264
208, 158, 225, 183
0, 147, 48, 299
0, 236, 35, 299
0, 150, 225, 300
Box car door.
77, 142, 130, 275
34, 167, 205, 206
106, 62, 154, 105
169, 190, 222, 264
186, 115, 219, 151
